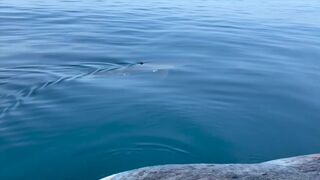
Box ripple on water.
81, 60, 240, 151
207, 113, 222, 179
0, 62, 137, 119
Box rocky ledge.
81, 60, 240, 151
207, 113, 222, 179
101, 153, 320, 180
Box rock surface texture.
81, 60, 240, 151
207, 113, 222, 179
101, 153, 320, 180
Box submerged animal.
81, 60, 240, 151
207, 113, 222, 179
96, 61, 176, 78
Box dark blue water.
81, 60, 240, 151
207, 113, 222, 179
1, 0, 320, 179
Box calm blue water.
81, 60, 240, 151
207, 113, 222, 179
1, 0, 320, 179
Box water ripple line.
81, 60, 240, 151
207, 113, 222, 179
0, 62, 137, 119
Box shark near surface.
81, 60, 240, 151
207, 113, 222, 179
101, 153, 320, 180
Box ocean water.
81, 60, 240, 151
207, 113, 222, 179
1, 0, 320, 179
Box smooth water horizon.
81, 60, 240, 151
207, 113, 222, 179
1, 0, 320, 179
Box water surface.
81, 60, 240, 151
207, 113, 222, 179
1, 0, 320, 179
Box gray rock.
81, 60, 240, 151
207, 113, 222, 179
101, 153, 320, 180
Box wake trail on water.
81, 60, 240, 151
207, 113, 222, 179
0, 62, 137, 119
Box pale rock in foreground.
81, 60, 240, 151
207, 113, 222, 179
101, 153, 320, 180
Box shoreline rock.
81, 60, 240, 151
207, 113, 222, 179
101, 153, 320, 180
